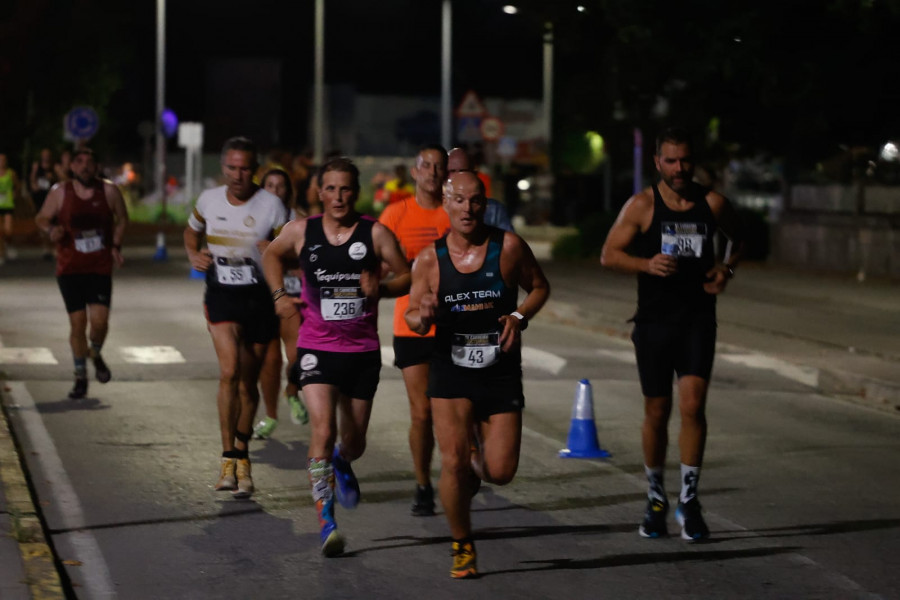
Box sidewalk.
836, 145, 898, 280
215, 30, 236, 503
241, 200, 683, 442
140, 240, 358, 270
1, 228, 898, 599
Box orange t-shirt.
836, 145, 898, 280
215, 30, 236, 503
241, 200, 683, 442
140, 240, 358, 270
477, 171, 492, 198
379, 196, 450, 337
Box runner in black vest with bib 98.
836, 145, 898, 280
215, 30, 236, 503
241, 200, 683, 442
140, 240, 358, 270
406, 170, 550, 578
601, 126, 744, 542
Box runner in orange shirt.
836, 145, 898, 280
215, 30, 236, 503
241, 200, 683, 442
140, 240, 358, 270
379, 144, 449, 516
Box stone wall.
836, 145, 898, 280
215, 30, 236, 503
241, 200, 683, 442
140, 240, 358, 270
770, 185, 900, 278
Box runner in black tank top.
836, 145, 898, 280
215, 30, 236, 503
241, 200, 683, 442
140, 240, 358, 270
600, 127, 744, 543
633, 181, 717, 323
404, 170, 550, 579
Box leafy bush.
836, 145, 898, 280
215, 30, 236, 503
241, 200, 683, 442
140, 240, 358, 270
552, 212, 617, 260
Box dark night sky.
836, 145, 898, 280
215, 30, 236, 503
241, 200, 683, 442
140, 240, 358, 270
120, 0, 547, 150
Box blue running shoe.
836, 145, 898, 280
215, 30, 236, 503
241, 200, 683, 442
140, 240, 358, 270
317, 496, 345, 557
332, 446, 360, 509
320, 520, 345, 557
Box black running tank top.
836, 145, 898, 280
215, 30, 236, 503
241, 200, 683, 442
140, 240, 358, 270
433, 228, 519, 369
633, 183, 717, 322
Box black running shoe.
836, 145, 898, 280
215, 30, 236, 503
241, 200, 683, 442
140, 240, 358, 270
93, 354, 111, 383
68, 377, 88, 400
675, 498, 710, 541
411, 484, 436, 516
638, 497, 669, 538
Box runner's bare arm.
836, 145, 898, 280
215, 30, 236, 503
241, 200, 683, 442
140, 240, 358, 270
264, 219, 307, 319
704, 191, 745, 294
601, 192, 675, 277
498, 233, 550, 351
372, 222, 411, 298
183, 225, 212, 271
35, 184, 64, 242
404, 245, 439, 335
106, 182, 129, 264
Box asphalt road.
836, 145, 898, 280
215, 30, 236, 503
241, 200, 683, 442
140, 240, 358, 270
1, 247, 899, 599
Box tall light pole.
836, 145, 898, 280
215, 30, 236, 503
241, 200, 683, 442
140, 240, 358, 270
313, 0, 325, 164
154, 0, 167, 261
441, 0, 452, 149
542, 20, 553, 150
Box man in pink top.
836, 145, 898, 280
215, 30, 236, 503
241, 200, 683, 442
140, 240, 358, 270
263, 157, 409, 557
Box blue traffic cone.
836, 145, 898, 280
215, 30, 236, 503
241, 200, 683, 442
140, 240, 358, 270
152, 231, 168, 262
559, 379, 611, 459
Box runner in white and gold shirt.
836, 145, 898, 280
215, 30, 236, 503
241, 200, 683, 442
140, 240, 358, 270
184, 136, 286, 499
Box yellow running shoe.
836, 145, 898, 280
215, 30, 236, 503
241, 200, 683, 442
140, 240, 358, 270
215, 457, 236, 491
233, 458, 254, 499
450, 540, 478, 579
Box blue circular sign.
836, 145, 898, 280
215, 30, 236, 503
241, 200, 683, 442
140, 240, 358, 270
65, 106, 100, 139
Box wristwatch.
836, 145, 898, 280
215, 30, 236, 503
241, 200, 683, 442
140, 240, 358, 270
725, 265, 735, 279
511, 311, 528, 330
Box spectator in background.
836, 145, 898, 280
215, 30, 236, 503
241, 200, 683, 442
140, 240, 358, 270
55, 149, 72, 183
30, 148, 59, 260
383, 164, 415, 206
0, 152, 22, 263
253, 168, 309, 440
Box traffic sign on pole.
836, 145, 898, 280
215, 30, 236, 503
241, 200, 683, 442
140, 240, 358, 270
480, 116, 504, 142
64, 106, 100, 141
455, 90, 487, 118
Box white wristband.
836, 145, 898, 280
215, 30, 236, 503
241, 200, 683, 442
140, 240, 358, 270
511, 311, 528, 330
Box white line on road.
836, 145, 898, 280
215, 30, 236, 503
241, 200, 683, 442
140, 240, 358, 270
7, 381, 117, 599
522, 347, 567, 375
719, 353, 819, 387
595, 349, 636, 364
0, 347, 58, 365
119, 345, 185, 364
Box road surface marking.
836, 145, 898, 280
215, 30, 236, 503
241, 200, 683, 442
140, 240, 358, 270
522, 347, 567, 375
119, 346, 185, 364
0, 348, 58, 365
595, 349, 636, 364
719, 353, 819, 387
380, 346, 395, 368
7, 381, 117, 599
381, 346, 567, 375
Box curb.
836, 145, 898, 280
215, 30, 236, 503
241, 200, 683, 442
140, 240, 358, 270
0, 381, 65, 600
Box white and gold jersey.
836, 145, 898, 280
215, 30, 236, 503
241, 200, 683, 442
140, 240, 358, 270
188, 185, 285, 287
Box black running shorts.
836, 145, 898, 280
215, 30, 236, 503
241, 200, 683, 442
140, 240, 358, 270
293, 348, 381, 401
204, 284, 278, 345
392, 336, 434, 369
57, 273, 112, 313
428, 355, 524, 420
631, 317, 717, 397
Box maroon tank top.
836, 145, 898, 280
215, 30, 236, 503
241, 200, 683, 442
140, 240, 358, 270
56, 181, 114, 276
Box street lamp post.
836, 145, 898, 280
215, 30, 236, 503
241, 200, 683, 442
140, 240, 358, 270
313, 0, 325, 165
154, 0, 167, 261
441, 0, 452, 149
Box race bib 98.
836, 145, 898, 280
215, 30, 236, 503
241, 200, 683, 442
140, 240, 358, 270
661, 222, 706, 258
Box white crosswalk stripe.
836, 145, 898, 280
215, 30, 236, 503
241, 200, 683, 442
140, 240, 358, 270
0, 336, 821, 388
0, 347, 58, 365
120, 346, 186, 364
